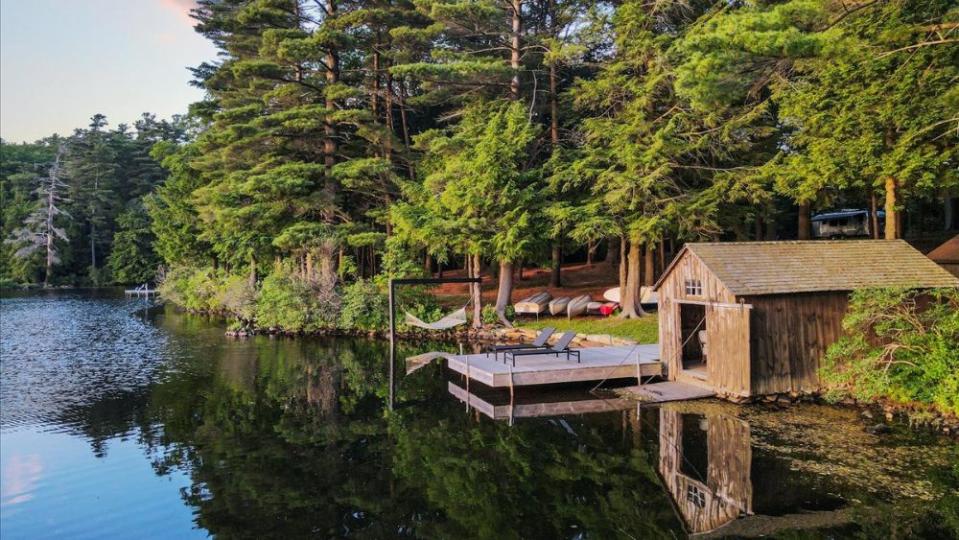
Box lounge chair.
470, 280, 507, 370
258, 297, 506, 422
486, 327, 555, 360
503, 331, 580, 366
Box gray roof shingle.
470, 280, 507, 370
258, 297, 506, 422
677, 240, 959, 296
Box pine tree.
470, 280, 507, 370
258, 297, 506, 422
4, 144, 71, 287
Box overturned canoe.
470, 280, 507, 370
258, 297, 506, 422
566, 294, 591, 319
514, 291, 552, 315
586, 301, 605, 315
549, 296, 571, 316
640, 286, 659, 306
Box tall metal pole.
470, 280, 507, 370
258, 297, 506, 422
388, 279, 396, 411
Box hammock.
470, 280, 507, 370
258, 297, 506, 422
404, 306, 468, 330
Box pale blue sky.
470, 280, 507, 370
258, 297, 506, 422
1, 0, 216, 143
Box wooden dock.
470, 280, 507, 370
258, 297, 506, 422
442, 344, 662, 388
448, 382, 635, 420
623, 381, 716, 403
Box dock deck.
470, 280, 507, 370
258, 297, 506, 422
443, 344, 662, 388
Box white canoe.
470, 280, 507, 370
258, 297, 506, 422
602, 286, 658, 306
548, 296, 571, 316
514, 291, 552, 315
586, 301, 605, 314
640, 286, 659, 306
567, 294, 591, 318
602, 287, 621, 303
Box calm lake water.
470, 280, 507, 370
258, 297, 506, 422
1, 290, 956, 539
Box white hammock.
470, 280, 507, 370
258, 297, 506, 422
404, 306, 468, 330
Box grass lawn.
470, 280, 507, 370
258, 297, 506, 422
516, 314, 659, 344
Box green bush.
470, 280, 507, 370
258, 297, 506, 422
481, 304, 515, 325
255, 264, 339, 332
821, 288, 959, 416
339, 279, 389, 331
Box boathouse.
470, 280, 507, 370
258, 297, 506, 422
928, 234, 959, 277
653, 240, 959, 398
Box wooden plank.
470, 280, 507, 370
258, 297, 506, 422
626, 381, 716, 403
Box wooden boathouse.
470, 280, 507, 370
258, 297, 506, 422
653, 240, 959, 398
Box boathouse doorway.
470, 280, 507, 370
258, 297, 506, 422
678, 303, 707, 377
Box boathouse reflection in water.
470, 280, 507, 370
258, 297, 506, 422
658, 408, 752, 535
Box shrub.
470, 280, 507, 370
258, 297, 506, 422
256, 264, 339, 332
339, 279, 389, 331
821, 288, 959, 416
481, 304, 515, 326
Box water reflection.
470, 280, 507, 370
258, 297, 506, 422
1, 294, 957, 539
658, 408, 752, 535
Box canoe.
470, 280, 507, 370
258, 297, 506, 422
602, 287, 621, 303
599, 302, 619, 316
566, 294, 591, 319
586, 301, 605, 315
640, 286, 659, 306
514, 291, 552, 315
548, 296, 571, 316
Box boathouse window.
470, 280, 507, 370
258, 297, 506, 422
684, 279, 703, 296
686, 485, 706, 508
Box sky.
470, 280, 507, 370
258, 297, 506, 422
0, 0, 217, 143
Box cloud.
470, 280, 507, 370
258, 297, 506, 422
1, 454, 44, 507
158, 0, 198, 26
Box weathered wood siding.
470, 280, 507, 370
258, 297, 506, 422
705, 303, 752, 396
744, 292, 849, 395
659, 251, 736, 379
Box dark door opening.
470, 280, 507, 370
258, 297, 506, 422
679, 303, 706, 373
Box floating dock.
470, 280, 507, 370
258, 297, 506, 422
442, 344, 662, 388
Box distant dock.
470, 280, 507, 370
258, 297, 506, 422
124, 284, 158, 297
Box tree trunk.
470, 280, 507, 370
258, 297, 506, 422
620, 234, 646, 318
323, 0, 340, 219
424, 251, 432, 276
586, 240, 595, 265
618, 235, 627, 296
471, 254, 483, 328
548, 0, 559, 146
797, 202, 811, 240
550, 243, 562, 287
870, 191, 880, 239
884, 176, 898, 239
495, 260, 514, 327
643, 242, 655, 286
509, 1, 522, 100
516, 259, 524, 281
606, 236, 620, 266
658, 239, 666, 276
248, 254, 257, 288
943, 190, 954, 231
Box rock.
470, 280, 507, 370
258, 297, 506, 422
885, 412, 894, 422
777, 395, 793, 405
763, 395, 777, 403
861, 409, 874, 419
865, 423, 892, 435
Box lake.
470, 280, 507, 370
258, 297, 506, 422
1, 290, 956, 539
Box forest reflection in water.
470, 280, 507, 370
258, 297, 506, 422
0, 294, 957, 539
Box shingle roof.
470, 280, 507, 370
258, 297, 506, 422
660, 240, 959, 296
927, 235, 959, 264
